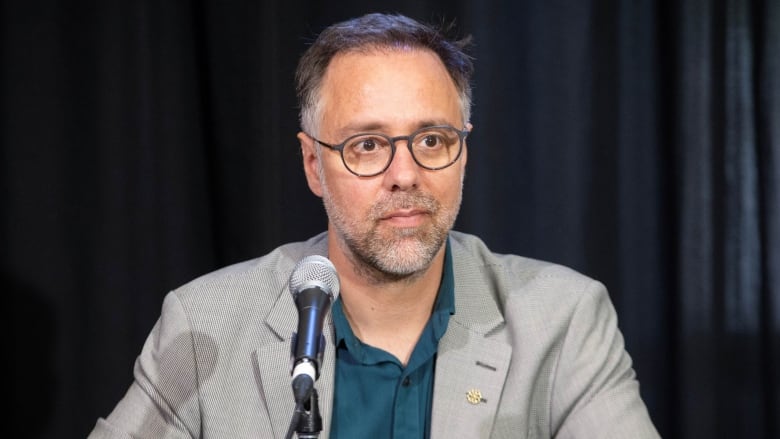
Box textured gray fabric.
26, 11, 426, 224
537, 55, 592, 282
89, 231, 659, 438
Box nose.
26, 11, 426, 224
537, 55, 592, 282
382, 140, 419, 191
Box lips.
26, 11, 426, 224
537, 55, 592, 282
381, 208, 428, 220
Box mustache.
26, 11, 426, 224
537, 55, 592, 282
369, 192, 440, 220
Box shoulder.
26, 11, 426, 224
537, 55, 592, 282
450, 230, 601, 295
448, 231, 607, 326
141, 232, 329, 379
164, 232, 328, 324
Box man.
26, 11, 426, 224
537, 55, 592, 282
90, 13, 659, 439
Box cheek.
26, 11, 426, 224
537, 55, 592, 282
323, 175, 374, 216
431, 172, 464, 204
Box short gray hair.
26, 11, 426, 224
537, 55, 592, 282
295, 13, 474, 135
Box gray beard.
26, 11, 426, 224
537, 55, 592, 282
322, 187, 460, 285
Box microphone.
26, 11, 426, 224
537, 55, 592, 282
288, 255, 340, 403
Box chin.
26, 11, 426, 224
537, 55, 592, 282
373, 235, 442, 273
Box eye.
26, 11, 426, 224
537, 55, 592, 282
422, 135, 441, 148
415, 130, 452, 150
346, 135, 388, 154
360, 138, 377, 152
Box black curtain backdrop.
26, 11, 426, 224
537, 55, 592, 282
3, 1, 778, 438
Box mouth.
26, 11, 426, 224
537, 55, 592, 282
379, 208, 430, 227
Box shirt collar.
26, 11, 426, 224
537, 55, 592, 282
333, 237, 456, 347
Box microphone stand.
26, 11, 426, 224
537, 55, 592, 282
285, 387, 322, 439
295, 388, 322, 438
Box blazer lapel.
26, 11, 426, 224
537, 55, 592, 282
256, 299, 337, 439
430, 236, 512, 438
256, 337, 296, 438
255, 286, 298, 439
254, 235, 335, 439
431, 324, 511, 438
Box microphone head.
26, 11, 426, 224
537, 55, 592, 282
289, 255, 340, 300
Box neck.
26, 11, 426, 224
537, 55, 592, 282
328, 234, 446, 364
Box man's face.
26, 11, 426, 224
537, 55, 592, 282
299, 48, 468, 281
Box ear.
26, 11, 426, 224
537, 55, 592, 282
461, 122, 472, 168
298, 132, 324, 197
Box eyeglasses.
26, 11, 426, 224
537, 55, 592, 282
308, 125, 469, 177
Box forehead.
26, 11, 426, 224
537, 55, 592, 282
318, 48, 462, 133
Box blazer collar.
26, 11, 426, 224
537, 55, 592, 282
255, 232, 511, 439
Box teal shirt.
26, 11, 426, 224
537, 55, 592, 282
330, 241, 455, 439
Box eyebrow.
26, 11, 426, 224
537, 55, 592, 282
335, 119, 455, 138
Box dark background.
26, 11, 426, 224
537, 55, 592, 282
4, 0, 778, 437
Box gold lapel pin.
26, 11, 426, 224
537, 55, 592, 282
466, 389, 487, 405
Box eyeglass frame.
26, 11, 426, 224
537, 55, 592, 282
306, 124, 470, 177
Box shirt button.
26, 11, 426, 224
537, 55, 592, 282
402, 377, 411, 386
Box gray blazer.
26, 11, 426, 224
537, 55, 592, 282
90, 231, 659, 438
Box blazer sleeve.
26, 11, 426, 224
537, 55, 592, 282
88, 292, 201, 439
550, 280, 660, 439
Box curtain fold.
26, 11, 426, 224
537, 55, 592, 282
756, 0, 780, 436
673, 1, 779, 436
